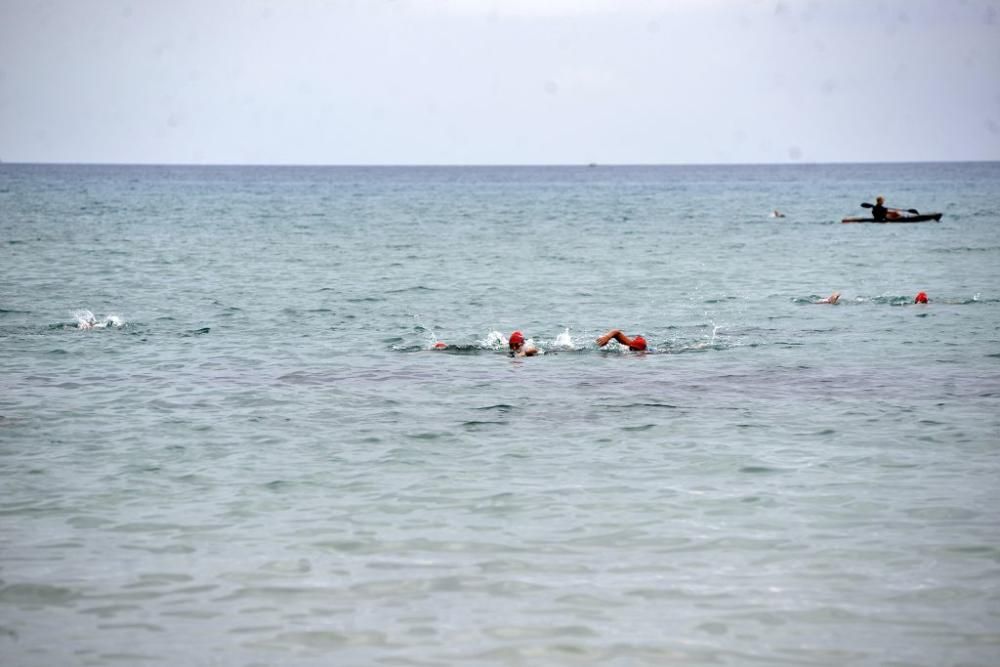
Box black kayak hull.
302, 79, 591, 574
841, 213, 942, 223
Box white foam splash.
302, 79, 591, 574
73, 310, 96, 329
553, 328, 576, 350
683, 320, 723, 351
483, 330, 506, 349
73, 310, 124, 330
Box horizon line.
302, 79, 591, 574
2, 159, 998, 168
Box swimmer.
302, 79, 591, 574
508, 330, 538, 357
771, 209, 786, 218
914, 291, 928, 304
596, 329, 647, 351
74, 310, 97, 329
816, 291, 841, 304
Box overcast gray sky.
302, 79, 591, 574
2, 0, 998, 165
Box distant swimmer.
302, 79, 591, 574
914, 291, 929, 304
816, 291, 841, 304
72, 310, 122, 330
770, 209, 786, 218
596, 329, 647, 351
508, 330, 538, 357
432, 341, 447, 349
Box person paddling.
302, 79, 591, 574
868, 196, 909, 221
871, 196, 889, 222
596, 329, 647, 351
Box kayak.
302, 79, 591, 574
841, 213, 942, 224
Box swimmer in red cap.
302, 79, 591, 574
508, 330, 538, 357
596, 329, 647, 351
914, 291, 928, 304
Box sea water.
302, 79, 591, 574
1, 162, 999, 666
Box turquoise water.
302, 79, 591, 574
1, 162, 999, 666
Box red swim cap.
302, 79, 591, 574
509, 331, 525, 348
915, 292, 928, 304
433, 341, 447, 349
628, 335, 647, 351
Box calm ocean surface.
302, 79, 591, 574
1, 162, 999, 666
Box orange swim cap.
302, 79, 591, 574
915, 292, 928, 304
628, 335, 647, 351
509, 331, 525, 348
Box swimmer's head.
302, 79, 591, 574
628, 335, 647, 351
508, 331, 525, 350
915, 291, 928, 304
433, 341, 447, 349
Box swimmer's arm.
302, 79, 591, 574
596, 329, 622, 347
597, 330, 635, 347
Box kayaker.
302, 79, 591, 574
871, 196, 888, 222
871, 196, 903, 221
596, 329, 647, 351
508, 330, 538, 357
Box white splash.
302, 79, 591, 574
685, 320, 722, 351
483, 330, 506, 349
553, 328, 576, 350
73, 310, 123, 330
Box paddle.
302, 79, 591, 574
861, 202, 920, 214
